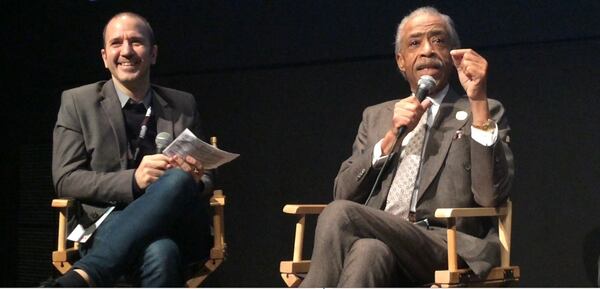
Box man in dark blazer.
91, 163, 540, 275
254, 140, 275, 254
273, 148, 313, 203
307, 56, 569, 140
49, 12, 212, 287
301, 7, 514, 287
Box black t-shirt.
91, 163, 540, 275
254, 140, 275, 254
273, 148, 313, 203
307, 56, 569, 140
122, 100, 157, 169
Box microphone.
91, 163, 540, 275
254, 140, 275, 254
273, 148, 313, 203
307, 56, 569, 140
155, 132, 173, 154
395, 75, 437, 135
415, 75, 437, 102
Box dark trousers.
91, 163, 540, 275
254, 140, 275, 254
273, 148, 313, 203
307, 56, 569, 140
300, 200, 449, 287
75, 169, 212, 287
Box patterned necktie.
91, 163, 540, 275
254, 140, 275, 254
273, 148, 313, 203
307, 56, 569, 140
384, 111, 428, 219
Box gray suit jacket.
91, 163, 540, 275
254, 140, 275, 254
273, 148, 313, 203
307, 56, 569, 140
333, 89, 514, 275
52, 80, 211, 227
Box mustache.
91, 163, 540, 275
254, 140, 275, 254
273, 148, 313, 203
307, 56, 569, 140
415, 58, 444, 70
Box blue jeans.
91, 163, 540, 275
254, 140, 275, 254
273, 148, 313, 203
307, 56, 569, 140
75, 169, 212, 287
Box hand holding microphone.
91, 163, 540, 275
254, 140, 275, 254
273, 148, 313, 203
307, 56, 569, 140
393, 75, 436, 133
132, 132, 172, 189
381, 75, 436, 155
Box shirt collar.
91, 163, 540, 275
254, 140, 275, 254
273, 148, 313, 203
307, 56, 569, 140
116, 87, 153, 109
426, 84, 448, 108
424, 84, 449, 127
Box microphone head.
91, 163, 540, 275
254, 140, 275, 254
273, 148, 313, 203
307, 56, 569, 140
417, 75, 437, 91
155, 132, 173, 153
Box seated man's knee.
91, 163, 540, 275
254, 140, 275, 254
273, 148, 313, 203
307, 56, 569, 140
316, 200, 359, 232
139, 238, 181, 286
143, 238, 180, 268
149, 168, 197, 198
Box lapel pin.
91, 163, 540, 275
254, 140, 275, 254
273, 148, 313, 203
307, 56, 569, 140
455, 111, 468, 121
454, 129, 464, 140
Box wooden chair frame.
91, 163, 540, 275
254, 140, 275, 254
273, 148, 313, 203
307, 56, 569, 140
51, 190, 226, 287
279, 201, 519, 287
279, 204, 326, 287
433, 200, 519, 287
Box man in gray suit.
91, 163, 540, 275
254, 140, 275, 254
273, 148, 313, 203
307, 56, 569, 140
301, 7, 514, 287
49, 12, 212, 287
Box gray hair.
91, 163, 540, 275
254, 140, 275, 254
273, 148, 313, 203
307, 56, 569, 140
394, 7, 461, 54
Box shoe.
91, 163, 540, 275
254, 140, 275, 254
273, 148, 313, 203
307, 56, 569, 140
39, 277, 60, 287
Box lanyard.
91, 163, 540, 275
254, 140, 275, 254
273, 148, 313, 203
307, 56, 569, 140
132, 106, 152, 163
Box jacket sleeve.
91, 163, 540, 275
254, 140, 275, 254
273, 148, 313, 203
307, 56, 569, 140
470, 99, 515, 207
333, 107, 384, 203
52, 90, 135, 204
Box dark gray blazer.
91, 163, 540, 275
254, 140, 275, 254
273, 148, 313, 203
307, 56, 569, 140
333, 89, 514, 275
52, 80, 211, 227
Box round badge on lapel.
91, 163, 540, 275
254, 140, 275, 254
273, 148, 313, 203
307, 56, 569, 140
455, 111, 468, 121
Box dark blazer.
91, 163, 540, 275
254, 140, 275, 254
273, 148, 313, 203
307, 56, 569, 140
52, 80, 211, 227
333, 89, 514, 275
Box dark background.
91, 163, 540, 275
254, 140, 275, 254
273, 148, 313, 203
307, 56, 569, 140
2, 0, 599, 287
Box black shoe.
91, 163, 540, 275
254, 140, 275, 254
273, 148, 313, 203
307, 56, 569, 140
39, 277, 61, 287
50, 270, 89, 287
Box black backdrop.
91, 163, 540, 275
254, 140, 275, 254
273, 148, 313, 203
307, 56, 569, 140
2, 0, 600, 286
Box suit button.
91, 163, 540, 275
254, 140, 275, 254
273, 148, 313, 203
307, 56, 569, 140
464, 164, 471, 171
91, 213, 99, 219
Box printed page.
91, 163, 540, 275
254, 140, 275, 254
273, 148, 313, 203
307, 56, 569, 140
162, 129, 240, 169
67, 206, 116, 243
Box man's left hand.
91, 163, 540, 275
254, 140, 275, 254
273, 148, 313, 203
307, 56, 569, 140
171, 155, 204, 183
451, 49, 488, 101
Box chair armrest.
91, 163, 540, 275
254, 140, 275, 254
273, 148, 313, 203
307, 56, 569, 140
51, 198, 79, 274
281, 203, 327, 277
435, 206, 507, 218
283, 204, 327, 215
52, 198, 75, 208
210, 190, 225, 207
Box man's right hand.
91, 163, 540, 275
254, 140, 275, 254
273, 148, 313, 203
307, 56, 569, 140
380, 96, 432, 155
134, 154, 173, 189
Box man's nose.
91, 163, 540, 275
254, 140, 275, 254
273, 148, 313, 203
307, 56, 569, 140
419, 40, 434, 56
121, 41, 134, 56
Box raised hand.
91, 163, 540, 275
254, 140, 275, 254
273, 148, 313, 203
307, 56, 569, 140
450, 49, 488, 100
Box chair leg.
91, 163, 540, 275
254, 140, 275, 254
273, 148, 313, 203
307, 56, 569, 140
185, 259, 224, 288
446, 218, 458, 271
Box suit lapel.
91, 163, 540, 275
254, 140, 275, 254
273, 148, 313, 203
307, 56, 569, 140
151, 88, 175, 138
416, 89, 469, 201
376, 102, 400, 202
99, 80, 128, 168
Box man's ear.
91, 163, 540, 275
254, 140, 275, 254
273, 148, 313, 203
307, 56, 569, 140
101, 49, 108, 68
151, 45, 158, 65
396, 53, 405, 72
